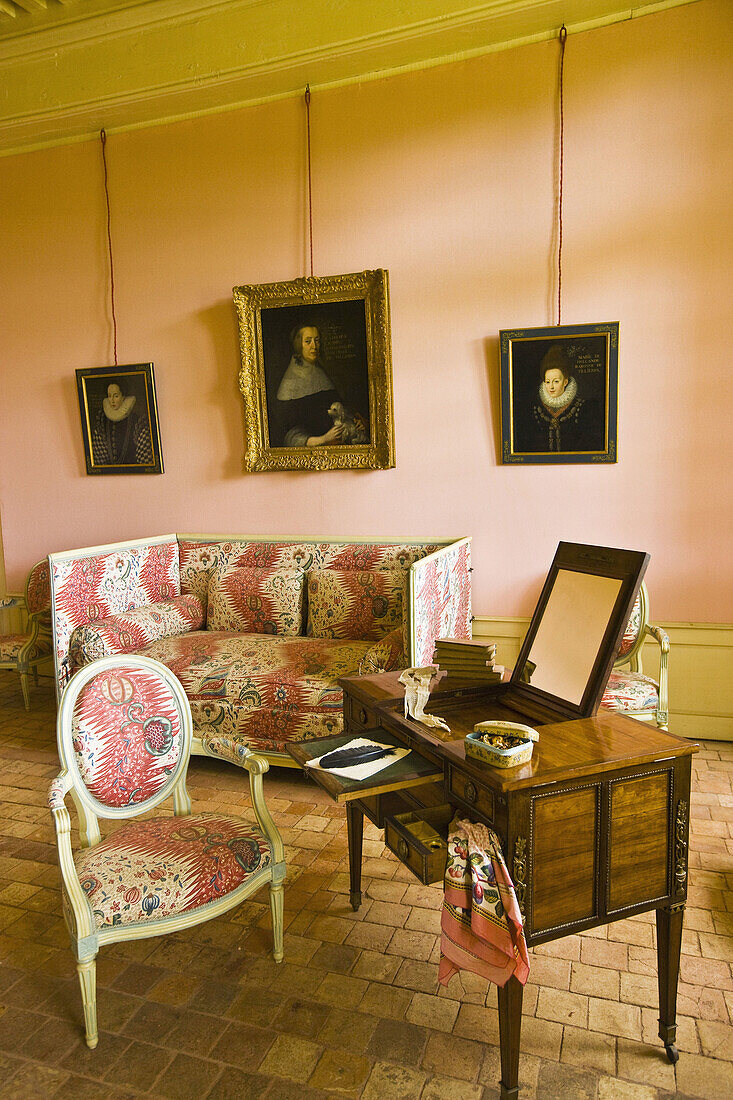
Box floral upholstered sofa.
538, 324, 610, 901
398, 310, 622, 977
49, 534, 471, 766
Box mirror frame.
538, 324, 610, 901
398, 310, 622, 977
510, 542, 650, 719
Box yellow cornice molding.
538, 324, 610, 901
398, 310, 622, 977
0, 0, 700, 157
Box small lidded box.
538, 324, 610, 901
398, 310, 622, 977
465, 721, 539, 769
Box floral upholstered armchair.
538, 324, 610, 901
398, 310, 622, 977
0, 559, 52, 709
601, 582, 670, 729
49, 655, 286, 1048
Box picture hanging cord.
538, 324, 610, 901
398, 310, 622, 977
557, 24, 567, 327
304, 84, 314, 277
100, 128, 118, 366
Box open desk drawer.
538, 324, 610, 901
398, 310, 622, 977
384, 804, 454, 884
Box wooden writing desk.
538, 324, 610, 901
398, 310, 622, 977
289, 670, 697, 1100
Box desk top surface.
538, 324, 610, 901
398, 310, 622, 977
341, 671, 698, 793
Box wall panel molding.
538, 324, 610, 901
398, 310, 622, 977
472, 616, 733, 742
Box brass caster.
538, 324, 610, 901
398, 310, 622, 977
665, 1043, 679, 1065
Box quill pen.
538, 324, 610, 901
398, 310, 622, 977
319, 743, 397, 771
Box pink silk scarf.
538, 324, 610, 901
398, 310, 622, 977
438, 815, 530, 988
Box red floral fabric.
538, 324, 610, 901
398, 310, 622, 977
601, 669, 659, 714
75, 812, 271, 928
357, 628, 405, 675
26, 559, 51, 616
141, 631, 372, 753
306, 570, 404, 642
51, 540, 180, 693
71, 664, 185, 808
68, 595, 204, 667
412, 540, 472, 666
178, 539, 443, 616
207, 567, 304, 636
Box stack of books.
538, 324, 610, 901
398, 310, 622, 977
432, 637, 504, 682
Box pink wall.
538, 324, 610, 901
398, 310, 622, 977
1, 1, 731, 621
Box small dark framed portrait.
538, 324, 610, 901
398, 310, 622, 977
499, 323, 619, 465
233, 269, 395, 473
75, 363, 164, 475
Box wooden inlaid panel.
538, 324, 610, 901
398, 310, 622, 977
608, 771, 670, 912
531, 786, 598, 934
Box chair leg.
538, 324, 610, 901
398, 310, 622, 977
19, 671, 30, 711
76, 957, 99, 1048
269, 882, 284, 963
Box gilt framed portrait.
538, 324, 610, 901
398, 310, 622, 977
75, 363, 164, 475
233, 269, 395, 472
499, 323, 619, 465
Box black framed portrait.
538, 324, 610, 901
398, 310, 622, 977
75, 363, 164, 476
499, 323, 619, 464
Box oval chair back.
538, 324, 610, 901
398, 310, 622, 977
57, 655, 192, 845
614, 582, 649, 672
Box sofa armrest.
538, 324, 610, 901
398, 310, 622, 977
408, 538, 472, 665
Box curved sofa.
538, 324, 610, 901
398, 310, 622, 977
49, 534, 471, 767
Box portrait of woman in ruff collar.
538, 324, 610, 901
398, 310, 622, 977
527, 343, 600, 454
500, 324, 618, 465
76, 363, 164, 475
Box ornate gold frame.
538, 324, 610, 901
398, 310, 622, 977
234, 269, 395, 473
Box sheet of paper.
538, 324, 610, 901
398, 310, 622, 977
304, 737, 410, 781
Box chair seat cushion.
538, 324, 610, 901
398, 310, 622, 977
0, 634, 51, 661
76, 811, 271, 929
140, 631, 373, 754
601, 670, 659, 713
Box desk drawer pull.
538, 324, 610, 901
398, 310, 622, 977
463, 780, 477, 805
359, 707, 368, 725
397, 838, 409, 861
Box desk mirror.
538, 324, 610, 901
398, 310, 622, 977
512, 542, 649, 718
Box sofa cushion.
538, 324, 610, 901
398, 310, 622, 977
207, 567, 305, 636
140, 631, 373, 754
306, 569, 404, 642
357, 628, 405, 675
69, 595, 205, 665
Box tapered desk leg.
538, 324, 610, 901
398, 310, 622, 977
346, 801, 364, 911
656, 903, 684, 1064
497, 975, 523, 1099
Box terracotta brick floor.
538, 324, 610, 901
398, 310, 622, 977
0, 673, 732, 1099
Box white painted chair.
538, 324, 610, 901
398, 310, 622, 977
49, 655, 285, 1048
601, 582, 670, 729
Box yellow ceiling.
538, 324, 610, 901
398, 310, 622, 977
0, 0, 698, 156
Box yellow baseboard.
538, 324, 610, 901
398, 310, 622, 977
472, 617, 733, 743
